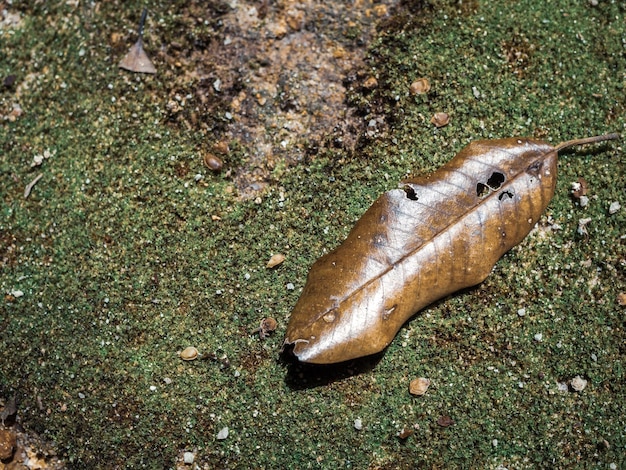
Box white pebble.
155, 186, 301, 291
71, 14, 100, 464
608, 201, 621, 215
557, 382, 568, 392
149, 385, 157, 391
492, 439, 498, 447
534, 333, 543, 342
571, 375, 588, 392
10, 289, 24, 298
577, 218, 592, 236
579, 195, 589, 208
183, 451, 194, 464
354, 418, 363, 430
286, 283, 295, 290
217, 426, 229, 440
517, 307, 526, 317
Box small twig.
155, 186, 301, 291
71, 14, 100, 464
24, 173, 43, 198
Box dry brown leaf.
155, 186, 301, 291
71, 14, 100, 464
119, 10, 156, 74
284, 134, 619, 364
437, 415, 454, 427
119, 39, 156, 74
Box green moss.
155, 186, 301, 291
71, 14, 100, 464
1, 0, 624, 468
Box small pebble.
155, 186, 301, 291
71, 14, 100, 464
608, 201, 621, 215
254, 317, 278, 339
363, 76, 378, 90
517, 307, 526, 317
534, 333, 543, 342
183, 451, 194, 464
557, 382, 568, 392
180, 346, 199, 361
266, 253, 285, 268
577, 218, 592, 236
286, 282, 295, 290
579, 195, 589, 208
409, 377, 431, 396
430, 112, 450, 128
354, 418, 363, 430
217, 426, 229, 440
213, 141, 230, 155
571, 177, 588, 198
409, 78, 430, 95
204, 153, 223, 171
571, 375, 587, 392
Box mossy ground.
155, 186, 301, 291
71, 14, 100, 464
0, 0, 624, 468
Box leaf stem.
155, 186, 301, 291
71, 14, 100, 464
138, 8, 148, 39
555, 133, 620, 152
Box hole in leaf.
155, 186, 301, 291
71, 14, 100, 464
476, 182, 490, 198
403, 185, 418, 200
487, 172, 505, 189
499, 190, 514, 200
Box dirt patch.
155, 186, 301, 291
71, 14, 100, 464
155, 0, 401, 198
0, 398, 64, 470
